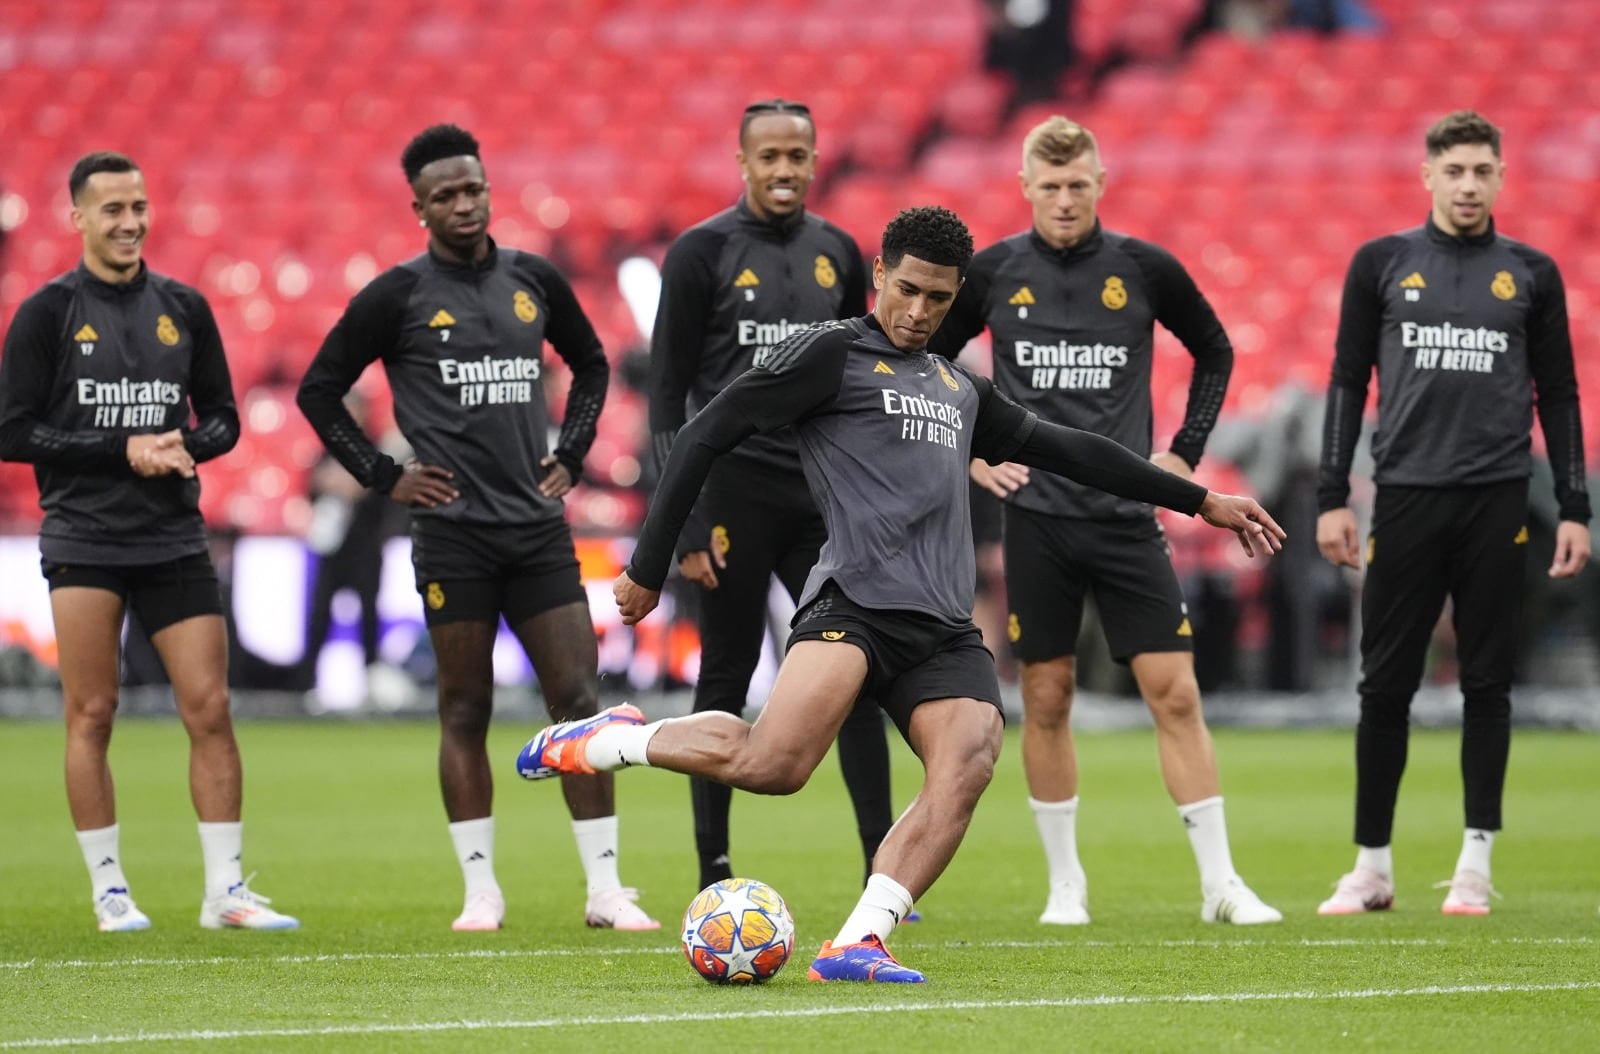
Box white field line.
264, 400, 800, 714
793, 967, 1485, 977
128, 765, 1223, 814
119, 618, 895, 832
2, 980, 1598, 1049
1, 934, 1592, 971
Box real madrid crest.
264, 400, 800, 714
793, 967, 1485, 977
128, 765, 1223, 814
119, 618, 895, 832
1490, 270, 1516, 301
938, 364, 960, 391
1102, 276, 1127, 310
426, 582, 446, 610
513, 289, 539, 322
814, 255, 837, 289
155, 314, 180, 346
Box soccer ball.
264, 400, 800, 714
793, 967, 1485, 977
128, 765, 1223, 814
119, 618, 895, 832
681, 878, 795, 984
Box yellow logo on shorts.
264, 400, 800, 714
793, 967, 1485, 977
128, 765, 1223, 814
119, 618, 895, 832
1491, 270, 1516, 301
1101, 276, 1128, 310
1366, 535, 1376, 564
155, 314, 180, 346
821, 630, 846, 641
1007, 614, 1021, 643
1513, 525, 1529, 544
711, 525, 730, 556
425, 582, 446, 610
814, 255, 837, 289
513, 289, 538, 323
1176, 618, 1193, 637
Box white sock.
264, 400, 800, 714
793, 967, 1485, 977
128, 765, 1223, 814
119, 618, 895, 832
584, 720, 664, 771
1177, 796, 1236, 893
448, 817, 499, 896
572, 816, 622, 896
1456, 828, 1495, 878
77, 824, 131, 899
1356, 844, 1393, 877
1029, 796, 1085, 887
197, 821, 244, 899
833, 873, 914, 946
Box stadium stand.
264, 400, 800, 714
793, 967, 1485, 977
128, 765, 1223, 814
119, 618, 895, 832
2, 0, 1597, 542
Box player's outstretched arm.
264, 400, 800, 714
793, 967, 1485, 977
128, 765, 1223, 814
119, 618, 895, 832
1197, 491, 1285, 558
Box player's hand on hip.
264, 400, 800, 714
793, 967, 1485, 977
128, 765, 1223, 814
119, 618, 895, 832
537, 455, 573, 498
1150, 451, 1193, 480
1549, 520, 1592, 579
1315, 507, 1362, 569
678, 550, 719, 590
1198, 492, 1285, 557
388, 461, 458, 508
614, 571, 661, 625
970, 458, 1030, 498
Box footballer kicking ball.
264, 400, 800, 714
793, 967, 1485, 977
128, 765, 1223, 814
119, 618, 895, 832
681, 878, 795, 984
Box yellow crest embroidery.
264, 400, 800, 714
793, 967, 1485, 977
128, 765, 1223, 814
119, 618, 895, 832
155, 315, 180, 346
821, 630, 846, 641
711, 525, 730, 557
938, 364, 960, 391
1101, 276, 1127, 310
1006, 614, 1021, 643
426, 582, 446, 610
814, 255, 837, 289
1176, 618, 1193, 637
513, 290, 538, 323
428, 309, 456, 328
1491, 270, 1516, 300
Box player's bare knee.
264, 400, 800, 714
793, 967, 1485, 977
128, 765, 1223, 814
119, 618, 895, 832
544, 687, 598, 723
1150, 680, 1202, 726
65, 693, 118, 739
178, 687, 233, 739
437, 693, 493, 740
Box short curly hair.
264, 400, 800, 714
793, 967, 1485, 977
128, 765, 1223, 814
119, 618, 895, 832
401, 124, 482, 184
1425, 110, 1501, 158
880, 206, 974, 277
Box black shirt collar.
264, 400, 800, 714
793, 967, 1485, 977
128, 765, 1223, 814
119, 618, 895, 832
428, 236, 500, 276
1425, 214, 1496, 249
1029, 221, 1105, 261
77, 259, 148, 297
736, 197, 806, 237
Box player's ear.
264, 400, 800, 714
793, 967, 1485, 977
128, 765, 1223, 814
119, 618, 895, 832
872, 256, 886, 290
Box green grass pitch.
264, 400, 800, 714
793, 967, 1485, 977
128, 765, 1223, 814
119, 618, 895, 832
2, 717, 1596, 1051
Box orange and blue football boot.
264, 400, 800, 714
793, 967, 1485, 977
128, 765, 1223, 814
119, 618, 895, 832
516, 704, 645, 780
806, 934, 925, 983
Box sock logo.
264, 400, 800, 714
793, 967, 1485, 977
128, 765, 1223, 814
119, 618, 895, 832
96, 856, 116, 867
597, 849, 617, 859
1471, 831, 1489, 842
465, 851, 486, 862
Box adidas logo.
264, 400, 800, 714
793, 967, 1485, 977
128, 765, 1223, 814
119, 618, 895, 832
428, 309, 457, 328
1176, 618, 1193, 637
1399, 273, 1426, 289
465, 851, 486, 862
598, 849, 616, 859
1513, 526, 1529, 544
1008, 287, 1036, 306
873, 360, 895, 375
74, 324, 100, 341
733, 269, 760, 288
1471, 831, 1489, 842
96, 856, 116, 868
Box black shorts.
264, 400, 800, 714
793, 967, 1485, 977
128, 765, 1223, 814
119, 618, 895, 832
1002, 505, 1192, 664
41, 552, 224, 635
789, 582, 1002, 740
410, 516, 585, 627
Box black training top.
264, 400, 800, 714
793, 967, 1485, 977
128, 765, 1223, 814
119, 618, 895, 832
630, 315, 1207, 625
297, 240, 608, 527
930, 224, 1232, 521
1319, 216, 1590, 522
0, 262, 238, 564
648, 199, 866, 478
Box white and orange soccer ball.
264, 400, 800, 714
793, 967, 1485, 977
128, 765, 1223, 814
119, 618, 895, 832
681, 877, 796, 984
